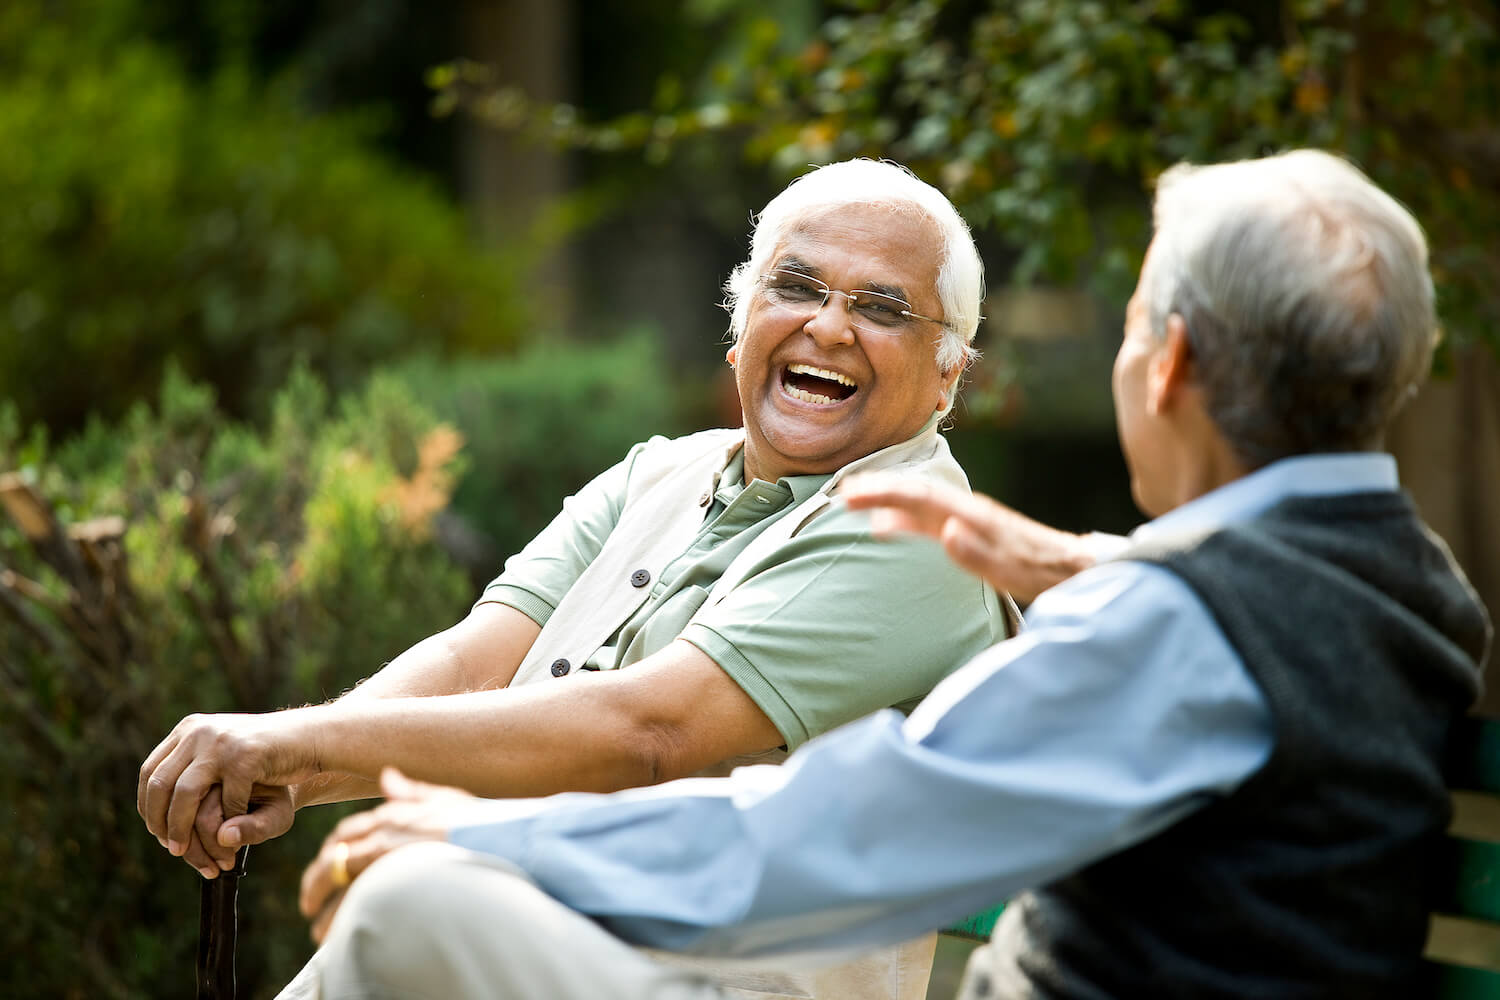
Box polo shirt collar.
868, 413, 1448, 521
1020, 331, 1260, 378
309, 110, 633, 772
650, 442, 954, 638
723, 413, 946, 504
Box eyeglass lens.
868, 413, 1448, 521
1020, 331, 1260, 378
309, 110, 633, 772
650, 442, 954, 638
761, 269, 915, 335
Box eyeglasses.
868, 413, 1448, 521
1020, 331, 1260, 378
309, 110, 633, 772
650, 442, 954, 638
758, 268, 948, 336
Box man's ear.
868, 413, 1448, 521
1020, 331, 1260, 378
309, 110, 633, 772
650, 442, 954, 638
725, 344, 738, 367
936, 366, 960, 412
1147, 313, 1194, 415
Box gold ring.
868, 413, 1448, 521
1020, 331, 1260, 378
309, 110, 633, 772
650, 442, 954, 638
330, 841, 351, 890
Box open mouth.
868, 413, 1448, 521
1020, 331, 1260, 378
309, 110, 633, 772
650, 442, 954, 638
782, 363, 858, 405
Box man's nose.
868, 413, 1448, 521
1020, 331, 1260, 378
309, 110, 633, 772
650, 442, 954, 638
803, 292, 858, 347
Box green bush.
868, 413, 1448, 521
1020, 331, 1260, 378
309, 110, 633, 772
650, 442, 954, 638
391, 331, 698, 575
0, 0, 529, 434
0, 368, 473, 999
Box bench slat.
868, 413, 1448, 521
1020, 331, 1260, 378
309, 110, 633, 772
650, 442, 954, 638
941, 903, 1004, 941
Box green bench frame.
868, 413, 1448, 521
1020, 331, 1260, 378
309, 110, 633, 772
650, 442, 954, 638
940, 715, 1500, 998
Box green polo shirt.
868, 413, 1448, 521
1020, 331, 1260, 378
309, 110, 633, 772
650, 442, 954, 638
478, 438, 1002, 749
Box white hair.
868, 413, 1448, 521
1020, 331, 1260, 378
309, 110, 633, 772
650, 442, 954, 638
1144, 149, 1437, 466
723, 159, 984, 390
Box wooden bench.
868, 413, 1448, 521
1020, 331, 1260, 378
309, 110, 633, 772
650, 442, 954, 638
939, 715, 1500, 998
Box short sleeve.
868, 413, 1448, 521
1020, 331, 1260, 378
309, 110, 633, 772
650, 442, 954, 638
475, 442, 644, 627
680, 504, 1002, 749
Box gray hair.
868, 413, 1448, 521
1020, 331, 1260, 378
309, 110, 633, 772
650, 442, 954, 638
723, 159, 984, 394
1144, 149, 1438, 467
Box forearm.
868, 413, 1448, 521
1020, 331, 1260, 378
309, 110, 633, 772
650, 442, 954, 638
449, 711, 998, 960
307, 641, 779, 799
304, 679, 661, 799
292, 602, 544, 808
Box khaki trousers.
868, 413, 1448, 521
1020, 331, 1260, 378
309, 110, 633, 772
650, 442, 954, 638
276, 842, 726, 1000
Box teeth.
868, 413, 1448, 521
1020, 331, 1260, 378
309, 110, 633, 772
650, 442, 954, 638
788, 363, 855, 388
786, 385, 839, 405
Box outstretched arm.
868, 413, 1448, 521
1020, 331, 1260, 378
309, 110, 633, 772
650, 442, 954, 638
841, 474, 1110, 603
144, 440, 641, 878
138, 635, 782, 878
297, 562, 1272, 959
141, 600, 540, 878
287, 601, 544, 807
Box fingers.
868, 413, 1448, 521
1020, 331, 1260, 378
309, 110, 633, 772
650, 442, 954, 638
300, 819, 382, 921
140, 732, 207, 853
137, 726, 185, 847
164, 758, 226, 855
309, 887, 346, 945
192, 786, 240, 873
842, 476, 979, 542
940, 519, 1002, 583
379, 766, 462, 803
866, 506, 932, 539
842, 475, 941, 516
181, 831, 223, 880
379, 766, 424, 801
297, 788, 457, 924
219, 784, 295, 848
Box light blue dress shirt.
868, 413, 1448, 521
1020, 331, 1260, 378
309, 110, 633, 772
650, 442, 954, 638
449, 454, 1402, 964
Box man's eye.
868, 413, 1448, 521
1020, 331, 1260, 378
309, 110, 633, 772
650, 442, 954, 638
770, 278, 822, 301
854, 297, 907, 324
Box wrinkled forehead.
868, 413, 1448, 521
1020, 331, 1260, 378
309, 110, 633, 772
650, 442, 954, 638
771, 202, 944, 296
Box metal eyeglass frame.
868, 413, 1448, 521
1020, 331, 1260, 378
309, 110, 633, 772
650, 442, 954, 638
759, 268, 949, 335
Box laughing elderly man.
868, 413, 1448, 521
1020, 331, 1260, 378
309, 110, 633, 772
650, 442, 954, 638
139, 159, 1024, 1000
293, 150, 1487, 1000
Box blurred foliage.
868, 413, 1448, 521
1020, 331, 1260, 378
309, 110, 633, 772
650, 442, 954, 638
0, 0, 529, 435
0, 368, 472, 998
391, 331, 698, 579
124, 0, 465, 183
436, 0, 1500, 357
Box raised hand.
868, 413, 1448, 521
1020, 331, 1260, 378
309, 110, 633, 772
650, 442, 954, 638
841, 473, 1101, 604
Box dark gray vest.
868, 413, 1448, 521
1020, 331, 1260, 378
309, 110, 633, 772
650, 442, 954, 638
986, 490, 1490, 999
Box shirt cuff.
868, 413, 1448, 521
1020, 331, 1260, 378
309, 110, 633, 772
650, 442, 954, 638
680, 623, 809, 750
447, 797, 556, 862
1080, 531, 1131, 563
474, 584, 555, 628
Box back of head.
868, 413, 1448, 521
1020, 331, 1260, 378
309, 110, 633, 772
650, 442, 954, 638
724, 159, 985, 381
1145, 150, 1437, 468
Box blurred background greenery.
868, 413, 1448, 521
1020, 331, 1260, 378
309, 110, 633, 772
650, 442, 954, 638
1, 1, 1496, 996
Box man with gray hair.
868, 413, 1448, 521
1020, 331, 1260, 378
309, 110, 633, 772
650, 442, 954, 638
138, 158, 1017, 1000
293, 149, 1488, 999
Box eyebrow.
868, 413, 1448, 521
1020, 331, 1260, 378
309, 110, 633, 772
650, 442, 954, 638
772, 255, 819, 277
770, 256, 913, 303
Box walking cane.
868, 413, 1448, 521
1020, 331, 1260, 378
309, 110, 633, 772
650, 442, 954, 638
197, 846, 250, 1000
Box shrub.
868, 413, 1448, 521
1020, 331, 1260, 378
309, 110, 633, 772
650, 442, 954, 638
0, 367, 473, 999
391, 330, 699, 577
0, 0, 529, 434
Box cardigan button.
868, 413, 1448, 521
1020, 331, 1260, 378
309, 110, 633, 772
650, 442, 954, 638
550, 658, 570, 677
630, 569, 651, 588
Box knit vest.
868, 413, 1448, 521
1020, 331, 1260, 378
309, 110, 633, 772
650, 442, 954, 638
989, 490, 1490, 1000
